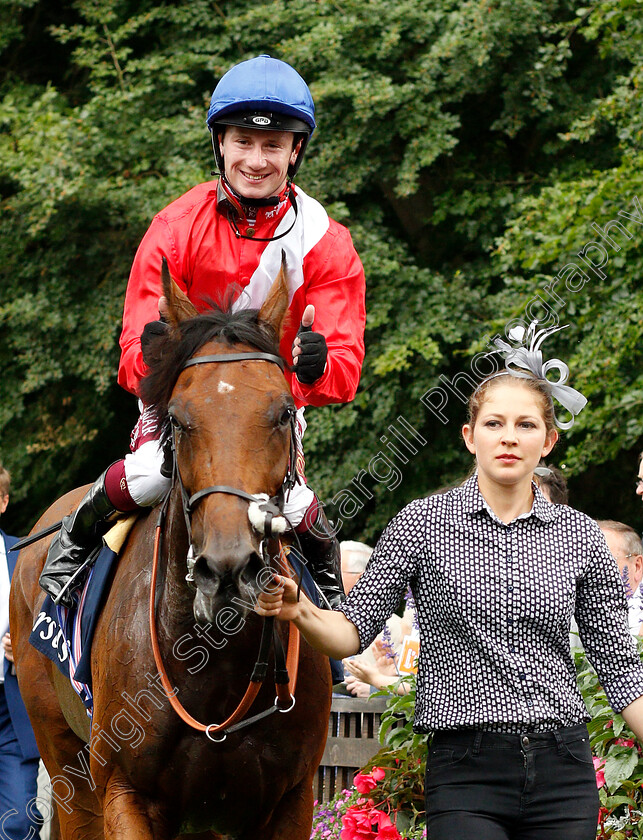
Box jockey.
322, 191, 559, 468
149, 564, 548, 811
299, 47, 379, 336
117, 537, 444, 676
39, 55, 366, 611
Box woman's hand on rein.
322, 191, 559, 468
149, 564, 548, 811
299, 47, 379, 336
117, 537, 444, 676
257, 575, 362, 661
255, 575, 301, 621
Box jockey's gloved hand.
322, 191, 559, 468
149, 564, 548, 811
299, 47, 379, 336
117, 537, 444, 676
141, 319, 170, 367
294, 324, 328, 384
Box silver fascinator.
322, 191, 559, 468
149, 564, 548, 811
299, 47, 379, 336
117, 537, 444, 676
490, 322, 587, 430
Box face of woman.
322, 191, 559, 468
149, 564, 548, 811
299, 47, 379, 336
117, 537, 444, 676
462, 381, 558, 490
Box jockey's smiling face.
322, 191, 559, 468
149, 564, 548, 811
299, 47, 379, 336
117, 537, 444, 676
218, 125, 302, 200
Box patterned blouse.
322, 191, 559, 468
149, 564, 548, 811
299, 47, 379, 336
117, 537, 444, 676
338, 474, 643, 733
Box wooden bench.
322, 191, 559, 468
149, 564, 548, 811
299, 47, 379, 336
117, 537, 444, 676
315, 695, 391, 803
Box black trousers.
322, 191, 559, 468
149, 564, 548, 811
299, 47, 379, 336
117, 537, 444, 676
425, 724, 599, 839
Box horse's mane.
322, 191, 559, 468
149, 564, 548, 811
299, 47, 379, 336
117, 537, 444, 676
140, 303, 283, 440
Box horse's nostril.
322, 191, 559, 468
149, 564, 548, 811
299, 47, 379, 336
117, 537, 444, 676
193, 553, 222, 580
192, 549, 263, 596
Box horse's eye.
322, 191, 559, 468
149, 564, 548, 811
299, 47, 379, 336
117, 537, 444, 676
278, 406, 295, 428
169, 411, 188, 433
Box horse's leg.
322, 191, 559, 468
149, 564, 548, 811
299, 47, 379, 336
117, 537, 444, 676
36, 735, 103, 840
241, 776, 316, 840
100, 766, 171, 839
29, 695, 103, 840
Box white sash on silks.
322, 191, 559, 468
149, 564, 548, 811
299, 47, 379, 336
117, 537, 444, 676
231, 186, 330, 311
229, 187, 327, 525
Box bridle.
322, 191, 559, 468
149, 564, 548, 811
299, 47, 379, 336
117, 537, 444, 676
149, 349, 301, 742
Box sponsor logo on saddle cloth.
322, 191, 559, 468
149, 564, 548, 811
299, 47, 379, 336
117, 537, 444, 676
231, 186, 330, 312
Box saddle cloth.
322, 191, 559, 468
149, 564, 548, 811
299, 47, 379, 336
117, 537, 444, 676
29, 544, 119, 712
28, 515, 138, 713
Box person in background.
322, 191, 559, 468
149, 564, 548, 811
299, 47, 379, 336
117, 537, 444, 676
636, 451, 643, 503
0, 464, 42, 838
39, 54, 366, 612
340, 540, 373, 595
598, 520, 643, 635
343, 601, 415, 696
338, 540, 410, 697
534, 462, 569, 504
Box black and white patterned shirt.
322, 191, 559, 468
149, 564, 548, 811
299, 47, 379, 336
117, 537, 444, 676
339, 474, 643, 733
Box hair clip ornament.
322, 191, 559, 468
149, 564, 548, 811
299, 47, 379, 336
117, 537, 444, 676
491, 322, 587, 430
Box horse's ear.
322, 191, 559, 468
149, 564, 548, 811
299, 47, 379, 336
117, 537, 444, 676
161, 258, 198, 327
258, 251, 290, 339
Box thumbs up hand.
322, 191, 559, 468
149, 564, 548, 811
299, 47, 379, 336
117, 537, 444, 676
292, 305, 328, 385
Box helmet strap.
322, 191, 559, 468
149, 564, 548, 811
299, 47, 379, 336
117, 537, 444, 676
225, 183, 299, 243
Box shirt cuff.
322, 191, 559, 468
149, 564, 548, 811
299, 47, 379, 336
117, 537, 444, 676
336, 603, 371, 655
603, 666, 643, 712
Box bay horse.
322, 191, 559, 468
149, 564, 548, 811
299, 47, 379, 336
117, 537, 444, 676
9, 265, 332, 839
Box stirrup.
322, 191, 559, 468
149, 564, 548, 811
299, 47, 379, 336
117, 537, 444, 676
51, 547, 101, 608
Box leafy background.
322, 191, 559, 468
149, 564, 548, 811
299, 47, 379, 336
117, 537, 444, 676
0, 0, 641, 539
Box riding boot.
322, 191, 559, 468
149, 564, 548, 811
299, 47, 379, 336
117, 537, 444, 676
39, 470, 117, 608
297, 505, 345, 609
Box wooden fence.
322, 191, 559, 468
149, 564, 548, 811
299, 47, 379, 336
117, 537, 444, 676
315, 695, 391, 803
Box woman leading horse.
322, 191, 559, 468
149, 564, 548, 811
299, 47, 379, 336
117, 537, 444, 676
9, 266, 332, 839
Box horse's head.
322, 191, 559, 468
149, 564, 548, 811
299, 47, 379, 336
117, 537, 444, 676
141, 261, 295, 623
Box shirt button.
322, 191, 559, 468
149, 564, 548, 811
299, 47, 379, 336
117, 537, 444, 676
508, 618, 514, 625
508, 585, 514, 592
246, 228, 256, 237
522, 736, 530, 747
510, 646, 516, 653
519, 673, 526, 680
527, 700, 534, 708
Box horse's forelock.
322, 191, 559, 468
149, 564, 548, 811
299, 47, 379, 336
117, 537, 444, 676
139, 305, 283, 441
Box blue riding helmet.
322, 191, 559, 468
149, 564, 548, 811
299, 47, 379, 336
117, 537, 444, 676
207, 55, 316, 182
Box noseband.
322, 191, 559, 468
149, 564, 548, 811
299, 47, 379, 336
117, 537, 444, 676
149, 349, 301, 741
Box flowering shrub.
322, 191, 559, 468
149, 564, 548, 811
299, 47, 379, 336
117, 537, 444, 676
312, 641, 643, 839
576, 640, 643, 838
312, 676, 427, 839
311, 790, 353, 839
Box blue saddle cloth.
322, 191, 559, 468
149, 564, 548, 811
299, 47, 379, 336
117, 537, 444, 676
29, 544, 118, 712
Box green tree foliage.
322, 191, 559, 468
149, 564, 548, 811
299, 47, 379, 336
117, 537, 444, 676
0, 0, 641, 537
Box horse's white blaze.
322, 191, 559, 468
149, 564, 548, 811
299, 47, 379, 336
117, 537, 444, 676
218, 381, 235, 393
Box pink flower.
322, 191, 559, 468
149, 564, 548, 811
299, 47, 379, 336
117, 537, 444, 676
593, 756, 606, 788
354, 772, 378, 794
340, 805, 403, 840
371, 766, 386, 781
614, 737, 635, 748
378, 826, 402, 840
340, 806, 377, 839
370, 809, 402, 838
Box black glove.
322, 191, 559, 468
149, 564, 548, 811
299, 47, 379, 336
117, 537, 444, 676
294, 324, 328, 385
140, 320, 169, 367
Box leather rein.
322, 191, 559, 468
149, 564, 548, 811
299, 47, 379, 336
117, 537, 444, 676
148, 350, 301, 742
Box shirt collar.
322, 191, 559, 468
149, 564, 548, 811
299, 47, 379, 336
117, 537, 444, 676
458, 472, 560, 525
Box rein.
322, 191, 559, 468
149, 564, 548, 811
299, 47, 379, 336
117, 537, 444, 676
148, 349, 301, 742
